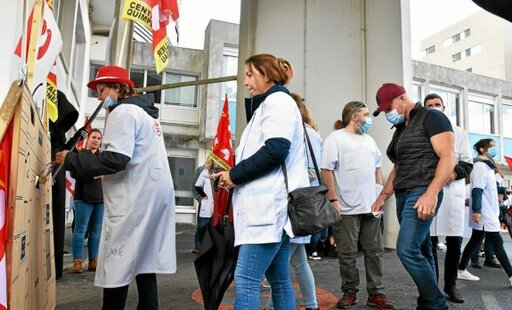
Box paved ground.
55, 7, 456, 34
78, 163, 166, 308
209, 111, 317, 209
56, 224, 512, 309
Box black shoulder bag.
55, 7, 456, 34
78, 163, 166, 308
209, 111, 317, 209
283, 123, 340, 236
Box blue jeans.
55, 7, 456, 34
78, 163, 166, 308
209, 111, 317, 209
266, 243, 318, 309
234, 232, 295, 310
194, 216, 210, 248
395, 187, 448, 310
72, 201, 104, 260
310, 227, 329, 253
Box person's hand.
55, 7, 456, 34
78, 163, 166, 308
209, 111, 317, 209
371, 195, 386, 213
446, 171, 457, 184
202, 196, 208, 200
331, 200, 342, 218
212, 171, 235, 190
71, 126, 88, 142
414, 191, 438, 220
472, 212, 481, 223
54, 150, 69, 165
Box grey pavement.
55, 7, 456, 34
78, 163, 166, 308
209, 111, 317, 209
57, 224, 512, 309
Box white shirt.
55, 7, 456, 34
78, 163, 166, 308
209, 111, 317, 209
431, 125, 472, 236
95, 104, 176, 288
469, 160, 500, 232
195, 168, 214, 218
321, 129, 382, 215
232, 92, 309, 246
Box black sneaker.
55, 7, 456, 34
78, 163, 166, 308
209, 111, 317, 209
484, 256, 501, 268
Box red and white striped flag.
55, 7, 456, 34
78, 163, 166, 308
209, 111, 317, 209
0, 121, 13, 310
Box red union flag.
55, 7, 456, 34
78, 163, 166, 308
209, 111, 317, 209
209, 95, 234, 226
0, 122, 13, 310
209, 95, 234, 171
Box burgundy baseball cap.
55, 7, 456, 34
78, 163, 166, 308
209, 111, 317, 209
373, 83, 406, 117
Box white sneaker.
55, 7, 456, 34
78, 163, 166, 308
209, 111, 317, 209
458, 269, 480, 281
309, 252, 321, 261
509, 276, 512, 286
437, 242, 447, 252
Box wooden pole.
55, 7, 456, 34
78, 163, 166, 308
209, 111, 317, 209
25, 0, 44, 88
134, 75, 237, 93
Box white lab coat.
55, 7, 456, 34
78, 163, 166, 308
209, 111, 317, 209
232, 92, 309, 246
95, 104, 176, 288
430, 126, 472, 236
195, 168, 214, 218
469, 159, 501, 232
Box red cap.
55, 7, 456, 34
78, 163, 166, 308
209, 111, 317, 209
373, 83, 406, 117
87, 65, 135, 90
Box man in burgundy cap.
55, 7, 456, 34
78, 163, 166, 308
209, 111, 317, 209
370, 83, 455, 310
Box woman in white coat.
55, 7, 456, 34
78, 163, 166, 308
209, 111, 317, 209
457, 138, 512, 287
56, 65, 176, 309
214, 54, 309, 310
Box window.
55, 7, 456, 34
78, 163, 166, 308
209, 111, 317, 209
468, 94, 495, 134
465, 48, 471, 57
430, 86, 461, 126
452, 52, 461, 62
88, 63, 103, 97
452, 33, 461, 43
502, 99, 512, 137
466, 68, 472, 72
163, 73, 197, 107
425, 45, 436, 55
168, 157, 195, 206
464, 28, 471, 38
123, 67, 198, 107
411, 82, 423, 104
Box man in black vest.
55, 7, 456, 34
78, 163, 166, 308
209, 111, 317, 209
371, 83, 456, 310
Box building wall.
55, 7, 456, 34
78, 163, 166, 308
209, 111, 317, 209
413, 60, 512, 186
420, 11, 512, 80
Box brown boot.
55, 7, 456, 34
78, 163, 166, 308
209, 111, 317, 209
70, 259, 82, 273
88, 258, 97, 271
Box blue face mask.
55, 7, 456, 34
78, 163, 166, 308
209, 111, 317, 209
360, 116, 372, 133
385, 109, 404, 125
487, 147, 497, 158
102, 96, 118, 110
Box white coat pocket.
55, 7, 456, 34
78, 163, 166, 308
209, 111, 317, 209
242, 189, 276, 226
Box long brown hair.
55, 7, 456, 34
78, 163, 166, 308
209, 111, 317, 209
290, 93, 319, 131
334, 101, 366, 130
245, 54, 293, 85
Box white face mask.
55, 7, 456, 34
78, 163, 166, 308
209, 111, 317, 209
431, 107, 444, 112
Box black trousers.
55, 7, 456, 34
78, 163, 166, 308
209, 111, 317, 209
459, 229, 512, 277
429, 236, 462, 289
102, 273, 158, 310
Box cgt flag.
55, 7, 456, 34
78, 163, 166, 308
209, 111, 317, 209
209, 95, 234, 226
209, 95, 234, 171
0, 122, 13, 310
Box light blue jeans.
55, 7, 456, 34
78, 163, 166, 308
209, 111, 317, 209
395, 187, 448, 310
72, 201, 104, 260
234, 232, 295, 310
265, 243, 318, 309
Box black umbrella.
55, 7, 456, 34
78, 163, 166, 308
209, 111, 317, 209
194, 188, 238, 310
472, 0, 512, 23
